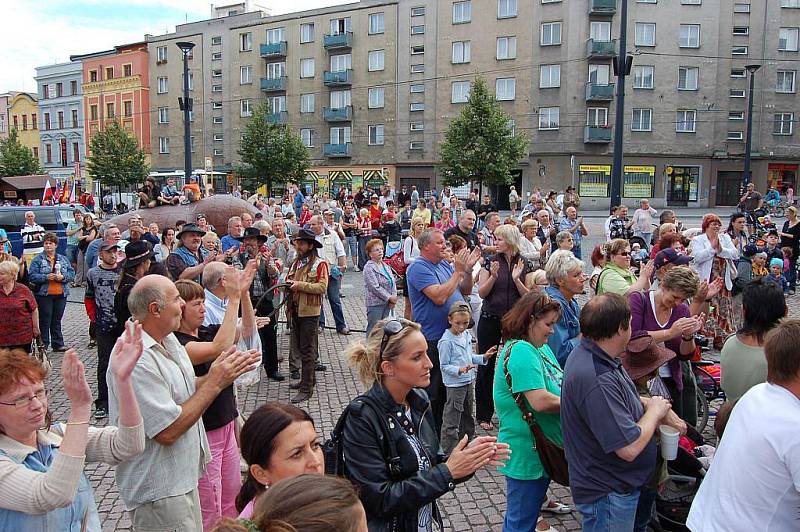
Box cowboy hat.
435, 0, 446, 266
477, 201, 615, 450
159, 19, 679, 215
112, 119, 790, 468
176, 223, 206, 240
620, 333, 676, 381
237, 226, 268, 245
291, 227, 322, 248
122, 240, 155, 268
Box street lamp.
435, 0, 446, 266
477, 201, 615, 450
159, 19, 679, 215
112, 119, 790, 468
610, 0, 631, 211
176, 41, 195, 187
743, 64, 761, 188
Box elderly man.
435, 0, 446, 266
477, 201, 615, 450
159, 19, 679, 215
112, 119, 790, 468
479, 212, 500, 255
85, 223, 122, 270
108, 274, 259, 530
159, 178, 182, 205
561, 293, 672, 531
609, 205, 634, 241
558, 206, 588, 259
444, 209, 480, 250
220, 216, 244, 252
20, 210, 45, 266
537, 209, 557, 254
307, 214, 349, 335
406, 228, 481, 432
167, 223, 216, 282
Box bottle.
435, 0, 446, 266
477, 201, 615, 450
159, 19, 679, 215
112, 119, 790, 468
54, 262, 61, 276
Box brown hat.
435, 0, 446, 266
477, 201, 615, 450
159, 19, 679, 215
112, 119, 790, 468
620, 333, 676, 380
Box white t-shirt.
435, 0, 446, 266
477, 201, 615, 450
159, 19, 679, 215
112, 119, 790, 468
687, 383, 800, 531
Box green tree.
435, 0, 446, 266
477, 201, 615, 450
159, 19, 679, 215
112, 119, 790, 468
0, 128, 41, 176
438, 76, 528, 191
86, 121, 148, 200
237, 102, 310, 196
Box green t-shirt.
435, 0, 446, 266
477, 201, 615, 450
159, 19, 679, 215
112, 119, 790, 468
493, 340, 563, 480
66, 221, 82, 246
596, 263, 636, 296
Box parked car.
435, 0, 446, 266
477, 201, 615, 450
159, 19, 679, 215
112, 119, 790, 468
0, 206, 71, 257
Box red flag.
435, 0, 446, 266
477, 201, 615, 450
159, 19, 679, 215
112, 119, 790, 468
61, 179, 71, 203
42, 178, 54, 203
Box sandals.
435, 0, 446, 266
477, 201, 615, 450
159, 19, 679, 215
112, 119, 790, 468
540, 500, 572, 514
479, 421, 495, 431
536, 516, 560, 532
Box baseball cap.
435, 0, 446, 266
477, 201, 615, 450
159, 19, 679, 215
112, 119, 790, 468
100, 241, 121, 252
653, 248, 693, 270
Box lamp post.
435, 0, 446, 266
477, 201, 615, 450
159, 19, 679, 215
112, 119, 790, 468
176, 41, 195, 186
743, 64, 761, 188
610, 0, 631, 211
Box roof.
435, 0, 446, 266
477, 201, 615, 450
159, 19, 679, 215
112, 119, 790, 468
1, 175, 51, 190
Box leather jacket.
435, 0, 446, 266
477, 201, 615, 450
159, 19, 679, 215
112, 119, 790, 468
342, 383, 456, 532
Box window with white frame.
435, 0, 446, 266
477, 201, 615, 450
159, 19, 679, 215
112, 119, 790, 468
368, 50, 385, 71
777, 70, 796, 92
330, 17, 352, 35
300, 93, 315, 113
497, 36, 517, 59
495, 78, 516, 100
540, 64, 561, 88
211, 36, 222, 45
779, 28, 799, 51
453, 1, 471, 23
300, 23, 315, 43
156, 46, 167, 63
631, 108, 652, 131
506, 119, 516, 135
633, 65, 654, 88
733, 3, 750, 12
267, 62, 285, 79
730, 88, 746, 97
679, 24, 701, 47
330, 90, 351, 109
368, 87, 385, 108
330, 54, 352, 72
587, 107, 608, 126
411, 64, 425, 73
213, 149, 223, 156
240, 99, 253, 117
638, 0, 656, 3
541, 22, 562, 45
157, 76, 168, 93
498, 0, 517, 18
678, 66, 699, 90
300, 129, 314, 147
270, 96, 287, 112
329, 126, 351, 144
411, 7, 426, 16
212, 52, 222, 61
410, 102, 425, 111
782, 0, 800, 6
732, 26, 749, 35
732, 45, 748, 55
727, 131, 744, 140
589, 64, 610, 85
681, 0, 701, 3
410, 83, 425, 93
590, 21, 611, 42
300, 58, 315, 78
731, 68, 746, 77
538, 107, 560, 130
410, 122, 424, 131
774, 113, 794, 134
369, 13, 385, 34
240, 65, 252, 84
212, 116, 223, 124
211, 69, 223, 78
158, 107, 169, 124
542, 0, 561, 3
635, 23, 656, 46
240, 32, 253, 51
411, 45, 425, 55
409, 141, 424, 150
159, 137, 169, 154
452, 41, 471, 63
368, 124, 385, 145
266, 28, 285, 44
676, 110, 697, 132
212, 101, 223, 109
452, 81, 471, 103
729, 111, 744, 120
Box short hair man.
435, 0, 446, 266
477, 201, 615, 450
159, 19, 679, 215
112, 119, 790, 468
220, 216, 244, 252
159, 178, 183, 205
688, 319, 800, 530
20, 210, 45, 266
444, 209, 480, 250
561, 293, 671, 531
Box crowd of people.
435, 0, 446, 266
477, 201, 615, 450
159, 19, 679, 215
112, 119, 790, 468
0, 181, 797, 532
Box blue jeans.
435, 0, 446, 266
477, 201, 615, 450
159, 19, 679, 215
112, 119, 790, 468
65, 244, 79, 266
319, 273, 347, 331
365, 303, 390, 336
634, 487, 658, 532
36, 294, 68, 349
576, 490, 641, 532
503, 476, 550, 532
358, 236, 371, 269
344, 235, 358, 265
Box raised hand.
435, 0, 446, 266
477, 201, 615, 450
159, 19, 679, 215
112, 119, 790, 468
239, 260, 258, 295
466, 246, 481, 269
62, 349, 93, 411
223, 265, 242, 299
511, 260, 524, 279
109, 320, 144, 382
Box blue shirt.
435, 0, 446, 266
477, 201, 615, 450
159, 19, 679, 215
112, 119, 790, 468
85, 237, 103, 270
437, 329, 486, 387
545, 286, 581, 366
220, 234, 240, 253
406, 257, 465, 341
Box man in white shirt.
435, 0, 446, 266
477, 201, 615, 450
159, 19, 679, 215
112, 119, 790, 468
687, 319, 800, 531
20, 211, 45, 266
605, 205, 619, 241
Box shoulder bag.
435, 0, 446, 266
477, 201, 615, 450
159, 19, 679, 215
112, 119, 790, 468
502, 340, 569, 486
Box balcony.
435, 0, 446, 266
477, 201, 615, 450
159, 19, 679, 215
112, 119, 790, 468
260, 77, 287, 92
323, 142, 352, 157
584, 125, 612, 143
585, 82, 615, 101
323, 32, 353, 50
266, 111, 288, 124
589, 0, 616, 15
323, 69, 353, 86
587, 39, 618, 58
323, 106, 353, 122
260, 41, 287, 57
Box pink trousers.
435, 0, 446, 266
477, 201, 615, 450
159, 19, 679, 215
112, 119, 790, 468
199, 420, 241, 530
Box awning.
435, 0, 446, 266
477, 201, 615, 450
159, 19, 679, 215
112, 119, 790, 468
1, 175, 51, 191
302, 170, 319, 185
329, 170, 352, 185
363, 169, 386, 187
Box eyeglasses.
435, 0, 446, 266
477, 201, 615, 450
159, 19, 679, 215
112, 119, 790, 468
619, 251, 631, 257
0, 389, 46, 409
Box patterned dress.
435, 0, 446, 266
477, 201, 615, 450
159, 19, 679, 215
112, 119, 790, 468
704, 257, 740, 349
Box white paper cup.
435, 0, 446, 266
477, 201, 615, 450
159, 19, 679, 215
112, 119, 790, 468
659, 424, 680, 461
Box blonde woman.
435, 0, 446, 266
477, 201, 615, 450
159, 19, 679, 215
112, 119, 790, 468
401, 217, 425, 319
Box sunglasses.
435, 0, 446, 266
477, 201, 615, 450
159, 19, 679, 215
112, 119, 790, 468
618, 251, 631, 257
377, 319, 412, 371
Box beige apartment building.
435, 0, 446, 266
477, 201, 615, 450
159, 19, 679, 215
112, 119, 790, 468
147, 0, 800, 208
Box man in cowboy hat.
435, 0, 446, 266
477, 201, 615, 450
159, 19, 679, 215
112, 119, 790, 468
167, 223, 218, 282
286, 227, 328, 403
307, 214, 350, 335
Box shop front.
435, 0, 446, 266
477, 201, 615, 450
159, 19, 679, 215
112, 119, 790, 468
767, 163, 798, 194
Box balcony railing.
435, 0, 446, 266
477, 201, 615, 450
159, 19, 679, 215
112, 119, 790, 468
266, 111, 288, 124
323, 142, 352, 157
587, 39, 618, 58
323, 69, 353, 86
323, 32, 353, 50
260, 41, 287, 57
585, 82, 615, 101
323, 106, 353, 122
260, 77, 287, 92
589, 0, 616, 15
584, 125, 612, 143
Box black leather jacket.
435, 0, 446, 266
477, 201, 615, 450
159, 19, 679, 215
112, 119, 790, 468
342, 383, 456, 532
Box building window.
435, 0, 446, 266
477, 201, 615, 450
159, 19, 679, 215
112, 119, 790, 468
411, 6, 426, 16
727, 131, 744, 140
368, 87, 385, 108
213, 149, 223, 156
300, 59, 315, 78
299, 129, 314, 147
240, 65, 253, 84
212, 69, 223, 78
329, 126, 351, 144
679, 24, 701, 47
730, 88, 746, 97
212, 101, 223, 109
43, 113, 50, 130
106, 103, 115, 119
55, 83, 63, 97
369, 13, 385, 34
89, 70, 98, 82
589, 64, 610, 84
731, 68, 746, 77
411, 25, 425, 34
590, 21, 611, 42
733, 3, 751, 12
410, 122, 424, 131
732, 45, 749, 55
159, 137, 169, 154
538, 107, 560, 130
729, 111, 745, 120
123, 101, 132, 117
410, 84, 425, 93
409, 141, 424, 150
541, 22, 562, 46
212, 52, 222, 61
157, 46, 167, 63
90, 105, 98, 120
240, 32, 253, 51
495, 78, 516, 100
158, 107, 169, 123
777, 70, 797, 92
368, 50, 385, 71
157, 77, 168, 93
782, 0, 800, 6
681, 0, 702, 3
635, 22, 656, 46
368, 125, 385, 145
452, 41, 471, 63
496, 36, 517, 59
732, 26, 749, 35
453, 1, 471, 24
270, 95, 287, 112
330, 54, 351, 72
678, 66, 699, 90
300, 23, 314, 43
300, 93, 315, 113
212, 116, 223, 124
70, 80, 77, 95
45, 144, 52, 164
329, 90, 350, 110
774, 113, 794, 135
411, 45, 425, 55
266, 28, 285, 44
631, 108, 652, 131
451, 81, 471, 103
71, 109, 78, 127
587, 107, 608, 126
676, 110, 697, 132
241, 99, 253, 117
267, 62, 286, 79
498, 0, 517, 18
105, 67, 114, 79
122, 64, 132, 77
212, 84, 222, 92
411, 64, 425, 73
540, 64, 561, 88
213, 133, 224, 142
30, 114, 36, 130
211, 36, 222, 45
73, 142, 80, 162
779, 28, 799, 51
632, 65, 655, 89
410, 102, 425, 111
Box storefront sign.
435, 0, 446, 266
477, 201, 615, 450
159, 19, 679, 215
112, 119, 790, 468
578, 164, 611, 197
623, 165, 655, 198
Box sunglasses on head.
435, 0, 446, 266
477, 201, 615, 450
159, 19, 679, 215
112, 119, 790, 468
377, 319, 413, 372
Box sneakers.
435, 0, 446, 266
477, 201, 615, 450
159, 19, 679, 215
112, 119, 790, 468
94, 407, 107, 419
315, 363, 327, 372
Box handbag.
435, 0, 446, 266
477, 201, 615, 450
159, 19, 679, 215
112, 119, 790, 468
502, 340, 570, 486
31, 337, 52, 374
385, 238, 410, 276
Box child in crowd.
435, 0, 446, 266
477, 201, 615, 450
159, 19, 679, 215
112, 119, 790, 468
767, 257, 788, 294
438, 301, 497, 454
782, 247, 793, 275
751, 252, 769, 278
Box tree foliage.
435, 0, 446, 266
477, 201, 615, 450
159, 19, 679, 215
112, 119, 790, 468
0, 128, 42, 176
237, 102, 310, 195
439, 76, 528, 189
86, 121, 148, 194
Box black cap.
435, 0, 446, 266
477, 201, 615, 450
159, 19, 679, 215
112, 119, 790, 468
123, 241, 154, 267
176, 223, 206, 240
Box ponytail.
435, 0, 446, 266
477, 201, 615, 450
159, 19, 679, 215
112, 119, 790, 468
235, 472, 264, 514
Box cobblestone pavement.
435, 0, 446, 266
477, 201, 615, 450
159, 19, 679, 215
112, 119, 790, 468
44, 213, 795, 531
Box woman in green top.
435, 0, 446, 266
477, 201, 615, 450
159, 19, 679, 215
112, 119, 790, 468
596, 238, 654, 296
493, 291, 564, 532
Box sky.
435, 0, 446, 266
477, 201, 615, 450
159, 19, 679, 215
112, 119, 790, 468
1, 0, 353, 93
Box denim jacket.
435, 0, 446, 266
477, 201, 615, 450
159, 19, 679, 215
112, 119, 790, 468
545, 285, 581, 366
28, 252, 76, 297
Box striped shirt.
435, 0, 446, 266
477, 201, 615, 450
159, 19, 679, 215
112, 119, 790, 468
20, 223, 45, 256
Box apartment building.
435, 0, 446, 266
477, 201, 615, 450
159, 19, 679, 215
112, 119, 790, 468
7, 92, 39, 158
35, 60, 86, 180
